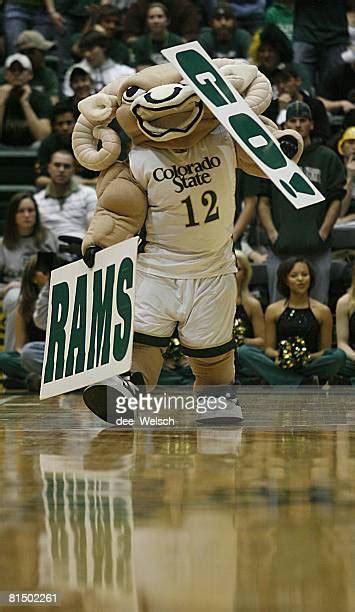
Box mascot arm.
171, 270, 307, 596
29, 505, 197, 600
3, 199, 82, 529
81, 161, 147, 254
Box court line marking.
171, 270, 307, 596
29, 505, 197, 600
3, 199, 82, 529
0, 396, 19, 405
5, 403, 41, 406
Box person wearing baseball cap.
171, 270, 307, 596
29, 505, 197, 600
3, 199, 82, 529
265, 66, 330, 143
64, 65, 95, 118
13, 30, 59, 105
257, 98, 346, 303
4, 53, 33, 72
285, 100, 312, 121
0, 52, 51, 146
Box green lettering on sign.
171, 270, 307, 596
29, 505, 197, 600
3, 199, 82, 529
65, 274, 87, 377
176, 49, 236, 106
229, 114, 287, 170
113, 257, 133, 361
87, 264, 115, 369
290, 172, 316, 195
44, 282, 69, 383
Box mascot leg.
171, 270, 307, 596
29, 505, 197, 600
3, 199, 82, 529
131, 343, 163, 386
189, 350, 235, 386
189, 350, 243, 425
82, 343, 163, 423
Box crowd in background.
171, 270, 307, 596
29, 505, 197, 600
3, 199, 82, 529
0, 0, 355, 391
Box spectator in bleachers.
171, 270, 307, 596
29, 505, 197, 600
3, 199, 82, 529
227, 0, 266, 35
62, 30, 134, 97
248, 24, 312, 93
3, 0, 55, 55
317, 54, 355, 116
336, 257, 355, 384
264, 66, 330, 143
34, 149, 97, 241
198, 5, 251, 60
63, 65, 95, 119
293, 0, 350, 94
20, 265, 49, 393
264, 0, 294, 41
123, 0, 200, 46
0, 53, 52, 147
233, 249, 265, 383
0, 255, 48, 390
72, 4, 130, 66
132, 2, 183, 70
237, 257, 346, 385
0, 191, 58, 351
258, 101, 346, 303
335, 127, 355, 224
15, 30, 59, 105
48, 0, 100, 78
35, 101, 98, 187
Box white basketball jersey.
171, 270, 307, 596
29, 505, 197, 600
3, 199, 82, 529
129, 126, 237, 278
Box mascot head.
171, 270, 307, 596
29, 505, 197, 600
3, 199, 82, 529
72, 60, 273, 171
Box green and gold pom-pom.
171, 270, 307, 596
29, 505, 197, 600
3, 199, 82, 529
162, 336, 184, 365
233, 317, 247, 348
278, 336, 311, 369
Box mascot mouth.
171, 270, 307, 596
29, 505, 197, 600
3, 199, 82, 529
132, 99, 204, 140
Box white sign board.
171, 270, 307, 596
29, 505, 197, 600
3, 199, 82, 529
40, 237, 138, 399
162, 41, 324, 209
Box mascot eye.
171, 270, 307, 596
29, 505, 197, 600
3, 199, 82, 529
122, 86, 146, 102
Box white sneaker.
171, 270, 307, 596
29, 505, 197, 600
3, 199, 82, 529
195, 396, 243, 426
83, 375, 139, 424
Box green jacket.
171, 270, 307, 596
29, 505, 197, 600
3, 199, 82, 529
198, 27, 251, 59
258, 143, 346, 256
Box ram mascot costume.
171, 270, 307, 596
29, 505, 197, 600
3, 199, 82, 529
72, 58, 302, 424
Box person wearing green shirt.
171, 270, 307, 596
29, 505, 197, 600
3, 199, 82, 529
258, 101, 346, 303
16, 29, 59, 103
132, 2, 183, 69
198, 5, 251, 60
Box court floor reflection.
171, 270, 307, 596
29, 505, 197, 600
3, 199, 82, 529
0, 390, 354, 611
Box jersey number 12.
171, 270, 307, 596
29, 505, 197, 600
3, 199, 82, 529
182, 190, 219, 227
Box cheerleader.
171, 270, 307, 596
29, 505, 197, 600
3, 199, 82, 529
336, 258, 355, 384
238, 257, 345, 385
234, 250, 265, 382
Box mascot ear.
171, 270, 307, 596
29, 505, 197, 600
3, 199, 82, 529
72, 93, 121, 171
215, 59, 272, 116
78, 92, 118, 124
72, 115, 121, 171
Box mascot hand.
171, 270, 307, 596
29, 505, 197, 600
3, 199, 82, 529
83, 245, 102, 268
58, 235, 83, 259
278, 135, 300, 160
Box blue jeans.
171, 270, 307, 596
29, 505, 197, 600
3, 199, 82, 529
4, 4, 54, 54
293, 41, 348, 93
21, 341, 45, 375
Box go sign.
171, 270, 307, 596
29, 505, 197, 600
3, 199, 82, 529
162, 42, 323, 210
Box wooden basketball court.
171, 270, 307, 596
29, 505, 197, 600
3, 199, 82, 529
0, 387, 354, 611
